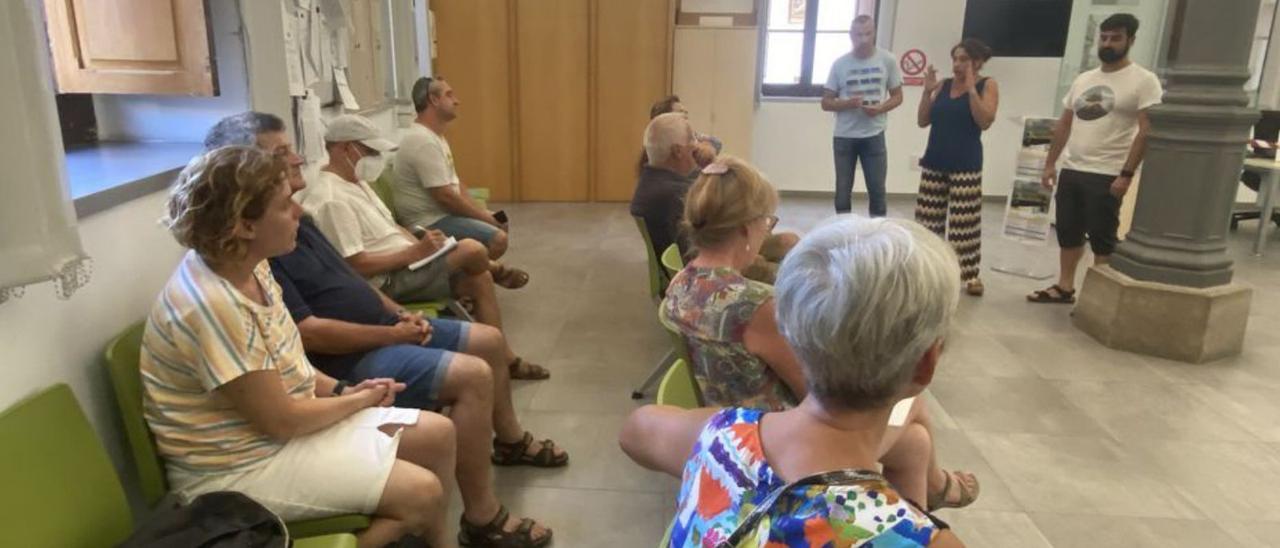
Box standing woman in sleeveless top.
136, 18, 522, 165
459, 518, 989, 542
916, 39, 999, 296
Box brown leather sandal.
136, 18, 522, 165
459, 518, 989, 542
508, 357, 550, 380
458, 505, 552, 548
1027, 284, 1076, 304
492, 431, 568, 468
927, 469, 981, 510
491, 263, 530, 289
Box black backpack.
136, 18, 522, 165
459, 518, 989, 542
119, 491, 287, 548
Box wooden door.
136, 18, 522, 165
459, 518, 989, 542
43, 0, 216, 95
515, 0, 590, 201
593, 0, 673, 202
432, 0, 515, 201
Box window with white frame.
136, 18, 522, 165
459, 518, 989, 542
761, 0, 880, 97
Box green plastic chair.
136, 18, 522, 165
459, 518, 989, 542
658, 520, 673, 547
656, 303, 702, 407
634, 216, 670, 304
104, 323, 372, 538
660, 243, 684, 279
0, 384, 357, 547
656, 359, 700, 409
0, 383, 134, 546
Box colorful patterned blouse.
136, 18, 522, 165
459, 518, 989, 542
669, 408, 939, 547
660, 266, 798, 411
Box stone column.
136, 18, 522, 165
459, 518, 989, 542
1073, 0, 1259, 363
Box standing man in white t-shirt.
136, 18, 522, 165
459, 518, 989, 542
394, 78, 521, 263
1029, 13, 1163, 305
821, 15, 903, 217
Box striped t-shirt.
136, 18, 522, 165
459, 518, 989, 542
141, 250, 317, 475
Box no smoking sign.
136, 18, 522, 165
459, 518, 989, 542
900, 49, 927, 86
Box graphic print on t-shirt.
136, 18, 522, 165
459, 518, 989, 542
845, 65, 885, 106
1073, 85, 1115, 122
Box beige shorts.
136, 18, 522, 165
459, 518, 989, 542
169, 406, 420, 522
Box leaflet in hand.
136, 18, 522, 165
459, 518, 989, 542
888, 397, 915, 427
407, 236, 457, 271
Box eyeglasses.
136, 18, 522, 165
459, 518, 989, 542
762, 215, 779, 231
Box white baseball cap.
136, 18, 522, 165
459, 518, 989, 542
324, 114, 398, 152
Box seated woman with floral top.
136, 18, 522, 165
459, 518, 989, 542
657, 158, 978, 511
626, 216, 970, 546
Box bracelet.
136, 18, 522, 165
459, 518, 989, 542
332, 380, 349, 396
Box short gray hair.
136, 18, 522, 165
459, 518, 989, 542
204, 112, 285, 151
411, 76, 447, 113
774, 217, 960, 410
643, 112, 693, 166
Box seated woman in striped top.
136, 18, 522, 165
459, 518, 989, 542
141, 146, 464, 548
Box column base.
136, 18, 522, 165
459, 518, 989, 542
1072, 265, 1252, 363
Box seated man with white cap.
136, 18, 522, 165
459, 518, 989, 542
304, 114, 550, 380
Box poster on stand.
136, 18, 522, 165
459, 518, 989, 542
1001, 117, 1056, 245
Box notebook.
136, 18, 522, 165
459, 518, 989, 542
407, 236, 457, 271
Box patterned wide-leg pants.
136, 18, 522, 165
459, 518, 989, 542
915, 167, 983, 282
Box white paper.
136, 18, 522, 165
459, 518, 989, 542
306, 0, 325, 86
281, 1, 306, 96
334, 68, 360, 110
318, 0, 346, 24
299, 93, 326, 164
682, 0, 753, 14
408, 237, 458, 271
888, 397, 915, 427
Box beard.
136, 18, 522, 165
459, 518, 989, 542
1098, 44, 1129, 64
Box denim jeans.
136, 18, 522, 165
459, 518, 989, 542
833, 133, 888, 216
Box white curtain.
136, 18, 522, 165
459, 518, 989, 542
0, 0, 90, 305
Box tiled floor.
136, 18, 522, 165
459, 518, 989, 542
459, 196, 1280, 547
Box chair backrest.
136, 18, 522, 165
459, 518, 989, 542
633, 216, 669, 303
656, 304, 703, 407
660, 243, 684, 278
371, 156, 399, 213
104, 321, 170, 507
657, 359, 700, 409
0, 384, 134, 546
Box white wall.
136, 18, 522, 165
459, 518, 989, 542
753, 0, 1124, 197
0, 190, 184, 507
755, 0, 1060, 196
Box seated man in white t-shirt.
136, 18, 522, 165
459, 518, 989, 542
393, 77, 524, 276
302, 115, 550, 380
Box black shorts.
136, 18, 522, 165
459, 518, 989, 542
1054, 169, 1121, 255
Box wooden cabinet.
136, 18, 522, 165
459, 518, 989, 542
432, 0, 672, 202
43, 0, 216, 95
672, 27, 758, 160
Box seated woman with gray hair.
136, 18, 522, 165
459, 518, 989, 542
628, 217, 970, 546
140, 146, 463, 547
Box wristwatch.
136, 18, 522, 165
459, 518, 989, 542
332, 380, 349, 396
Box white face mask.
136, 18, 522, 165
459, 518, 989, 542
352, 149, 386, 182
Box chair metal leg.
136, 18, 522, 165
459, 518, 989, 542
447, 300, 476, 322
630, 350, 674, 399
